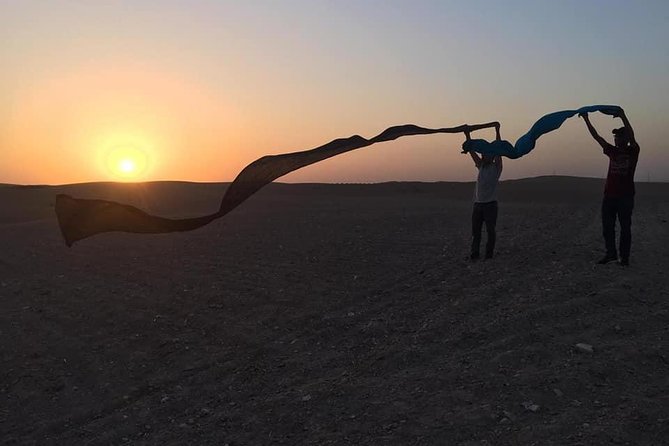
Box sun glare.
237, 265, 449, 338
105, 145, 150, 180
119, 158, 136, 173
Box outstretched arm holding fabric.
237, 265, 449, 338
616, 109, 639, 149
579, 112, 613, 152
464, 125, 482, 167
461, 121, 501, 155
469, 151, 482, 168
463, 122, 503, 169
494, 123, 503, 172
494, 122, 502, 141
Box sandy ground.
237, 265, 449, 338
1, 177, 668, 445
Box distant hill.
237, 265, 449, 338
1, 177, 667, 225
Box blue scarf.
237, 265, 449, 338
463, 105, 621, 158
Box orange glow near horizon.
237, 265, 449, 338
103, 144, 150, 181
1, 55, 661, 185
2, 59, 246, 184
2, 3, 668, 184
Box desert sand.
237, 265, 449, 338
1, 177, 668, 445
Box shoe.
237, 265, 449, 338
597, 254, 618, 265
619, 258, 629, 267
470, 252, 480, 261
484, 253, 493, 260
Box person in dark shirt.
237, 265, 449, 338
579, 110, 640, 266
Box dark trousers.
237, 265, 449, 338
602, 196, 634, 260
471, 201, 498, 256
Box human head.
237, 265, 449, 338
612, 127, 630, 148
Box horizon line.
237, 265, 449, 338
2, 174, 668, 188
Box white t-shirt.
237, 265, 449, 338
474, 160, 502, 203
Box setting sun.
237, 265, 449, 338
119, 158, 136, 173
105, 145, 150, 180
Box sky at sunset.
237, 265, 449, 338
2, 0, 668, 185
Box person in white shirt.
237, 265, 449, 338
464, 124, 503, 260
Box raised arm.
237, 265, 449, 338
463, 126, 482, 167
579, 112, 611, 152
469, 151, 482, 168
618, 110, 638, 148
461, 121, 500, 157
494, 123, 503, 173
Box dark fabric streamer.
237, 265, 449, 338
56, 122, 496, 246
55, 105, 622, 246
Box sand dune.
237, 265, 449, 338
1, 177, 668, 445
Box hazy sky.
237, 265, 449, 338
2, 0, 668, 184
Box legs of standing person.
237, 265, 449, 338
601, 197, 618, 261
483, 201, 498, 258
471, 203, 483, 259
618, 196, 634, 265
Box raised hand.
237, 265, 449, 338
494, 122, 501, 141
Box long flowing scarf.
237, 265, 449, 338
55, 105, 621, 246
